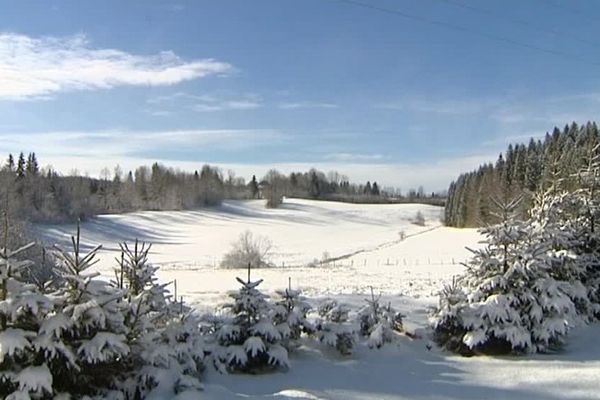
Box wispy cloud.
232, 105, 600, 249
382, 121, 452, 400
0, 33, 233, 100
146, 110, 175, 117
147, 92, 261, 113
0, 129, 281, 160
192, 98, 261, 112
323, 153, 385, 162
375, 98, 487, 115
278, 101, 338, 110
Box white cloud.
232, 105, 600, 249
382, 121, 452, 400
323, 153, 385, 162
0, 33, 233, 100
147, 92, 261, 112
0, 129, 281, 160
0, 128, 490, 190
146, 110, 174, 117
192, 98, 261, 112
375, 98, 487, 115
278, 102, 338, 110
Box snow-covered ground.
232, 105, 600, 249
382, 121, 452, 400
36, 199, 600, 400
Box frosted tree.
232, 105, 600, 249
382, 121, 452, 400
50, 223, 130, 396
432, 196, 582, 355
0, 232, 54, 399
527, 190, 590, 318
568, 143, 600, 317
357, 288, 403, 349
430, 276, 469, 353
220, 231, 273, 269
271, 279, 314, 350
213, 265, 289, 373
314, 299, 357, 355
113, 239, 205, 397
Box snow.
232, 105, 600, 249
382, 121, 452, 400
16, 364, 52, 395
34, 198, 600, 399
0, 328, 32, 362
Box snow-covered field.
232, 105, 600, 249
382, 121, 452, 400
36, 199, 600, 400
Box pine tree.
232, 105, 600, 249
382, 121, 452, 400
357, 288, 403, 349
15, 153, 25, 179
25, 153, 39, 177
271, 280, 314, 351
115, 240, 205, 397
51, 223, 130, 396
213, 265, 289, 373
249, 175, 259, 199
371, 182, 380, 196
433, 196, 582, 355
314, 299, 357, 355
0, 226, 54, 399
5, 154, 14, 172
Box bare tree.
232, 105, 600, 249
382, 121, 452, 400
220, 230, 273, 269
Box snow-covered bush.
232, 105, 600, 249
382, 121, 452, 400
357, 289, 403, 349
220, 230, 273, 269
413, 211, 426, 226
313, 299, 357, 355
212, 269, 289, 373
432, 196, 585, 355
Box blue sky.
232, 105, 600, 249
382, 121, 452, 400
1, 0, 599, 191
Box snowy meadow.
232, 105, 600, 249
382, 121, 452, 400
33, 199, 600, 400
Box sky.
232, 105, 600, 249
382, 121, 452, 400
1, 0, 600, 191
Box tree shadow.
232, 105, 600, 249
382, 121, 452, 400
206, 336, 585, 400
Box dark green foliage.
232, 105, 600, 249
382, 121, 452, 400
445, 122, 600, 227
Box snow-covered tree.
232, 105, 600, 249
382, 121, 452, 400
432, 196, 583, 355
113, 239, 205, 397
527, 190, 590, 319
314, 299, 357, 355
357, 288, 403, 349
50, 223, 130, 396
566, 143, 600, 317
271, 280, 314, 350
213, 266, 289, 373
430, 276, 469, 354
0, 235, 54, 399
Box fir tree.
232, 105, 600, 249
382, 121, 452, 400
433, 197, 583, 355
249, 175, 259, 199
271, 279, 314, 351
314, 299, 357, 355
6, 154, 14, 172
357, 288, 403, 349
51, 223, 130, 396
115, 239, 205, 397
213, 265, 289, 373
371, 182, 380, 196
0, 230, 53, 399
15, 153, 25, 179
25, 153, 39, 177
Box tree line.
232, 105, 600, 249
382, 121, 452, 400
0, 153, 232, 222
0, 152, 442, 223
258, 168, 443, 208
444, 121, 600, 227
